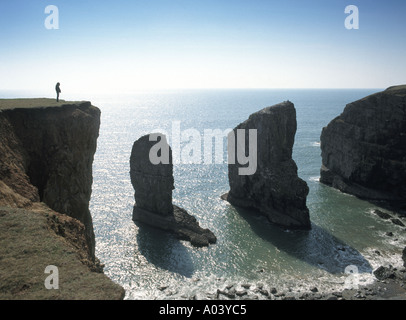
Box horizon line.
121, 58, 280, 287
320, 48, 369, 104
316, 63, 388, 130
0, 86, 390, 95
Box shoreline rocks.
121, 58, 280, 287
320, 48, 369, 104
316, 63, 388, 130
222, 101, 311, 230
320, 85, 406, 213
160, 261, 406, 300
403, 248, 406, 268
205, 260, 406, 300
130, 133, 216, 247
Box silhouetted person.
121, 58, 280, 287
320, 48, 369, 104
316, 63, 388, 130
55, 82, 61, 102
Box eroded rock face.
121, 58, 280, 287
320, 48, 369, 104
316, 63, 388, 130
320, 86, 406, 210
130, 134, 174, 216
0, 101, 100, 259
222, 101, 311, 230
130, 133, 216, 247
402, 247, 406, 268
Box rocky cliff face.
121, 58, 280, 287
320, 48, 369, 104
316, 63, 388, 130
222, 101, 311, 230
0, 99, 100, 260
130, 134, 217, 247
320, 86, 406, 211
0, 98, 124, 299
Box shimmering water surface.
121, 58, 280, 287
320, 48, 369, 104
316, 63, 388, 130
41, 89, 406, 299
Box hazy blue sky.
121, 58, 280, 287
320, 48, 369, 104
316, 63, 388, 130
1, 0, 405, 94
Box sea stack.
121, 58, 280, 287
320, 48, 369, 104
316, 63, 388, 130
130, 133, 216, 247
320, 85, 406, 211
222, 101, 311, 230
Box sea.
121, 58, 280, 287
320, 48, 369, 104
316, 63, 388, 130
2, 89, 405, 299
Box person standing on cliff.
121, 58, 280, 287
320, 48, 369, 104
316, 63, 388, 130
55, 82, 61, 102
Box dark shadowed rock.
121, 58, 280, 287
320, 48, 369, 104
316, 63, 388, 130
0, 100, 100, 260
130, 134, 174, 216
130, 133, 216, 247
320, 86, 406, 211
374, 265, 396, 281
403, 247, 406, 268
0, 99, 125, 299
374, 209, 393, 220
391, 218, 405, 227
222, 101, 311, 230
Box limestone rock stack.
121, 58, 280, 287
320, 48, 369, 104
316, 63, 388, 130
130, 133, 216, 247
222, 101, 311, 230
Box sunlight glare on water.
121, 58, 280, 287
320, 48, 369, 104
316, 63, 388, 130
88, 89, 405, 299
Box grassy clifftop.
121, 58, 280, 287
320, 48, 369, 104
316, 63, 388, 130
0, 99, 87, 110
0, 204, 125, 299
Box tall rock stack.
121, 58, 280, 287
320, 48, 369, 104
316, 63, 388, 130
130, 133, 216, 247
130, 134, 174, 216
320, 85, 406, 211
222, 101, 311, 230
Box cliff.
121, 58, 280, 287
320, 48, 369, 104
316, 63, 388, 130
222, 101, 311, 229
320, 86, 406, 212
0, 99, 124, 299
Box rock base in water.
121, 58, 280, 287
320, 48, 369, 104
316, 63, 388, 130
133, 204, 216, 247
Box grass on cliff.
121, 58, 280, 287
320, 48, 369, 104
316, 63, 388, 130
0, 99, 86, 110
0, 206, 124, 300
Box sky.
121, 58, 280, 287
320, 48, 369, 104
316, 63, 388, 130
0, 0, 405, 94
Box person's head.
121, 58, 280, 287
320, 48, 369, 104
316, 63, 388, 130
57, 82, 60, 86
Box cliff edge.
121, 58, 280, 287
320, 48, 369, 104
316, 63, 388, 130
320, 86, 406, 212
0, 99, 124, 299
